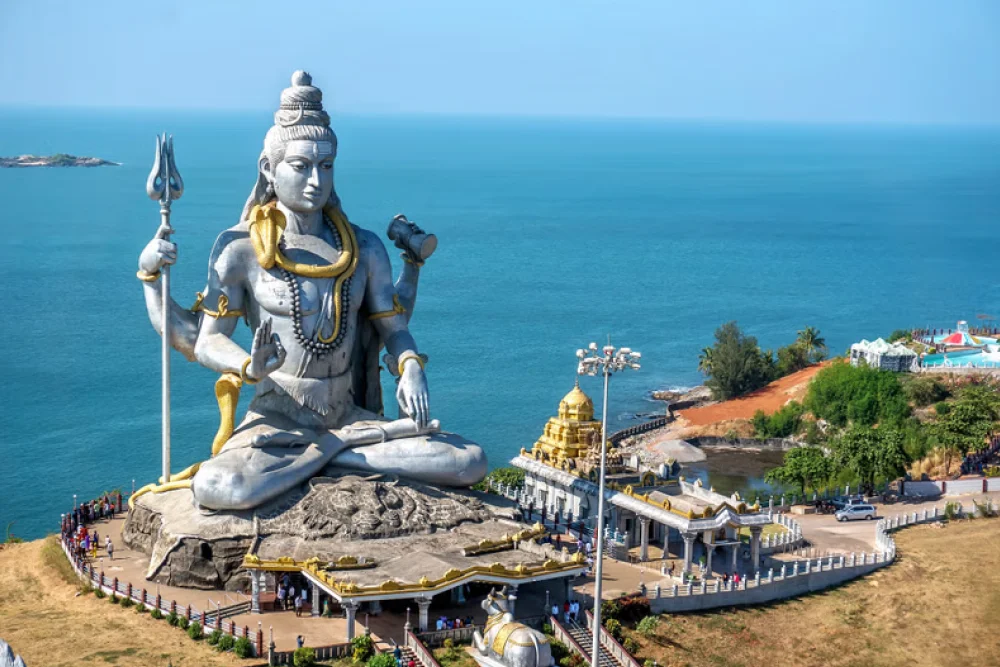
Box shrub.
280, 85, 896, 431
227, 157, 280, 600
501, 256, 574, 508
622, 637, 640, 654
905, 377, 949, 407
616, 596, 651, 623
234, 636, 254, 658
550, 640, 569, 664
120, 596, 133, 608
559, 654, 584, 667
944, 501, 960, 520
187, 621, 204, 641
753, 401, 805, 438
136, 603, 147, 614
167, 611, 180, 626
294, 646, 317, 667
351, 634, 375, 663
94, 589, 106, 599
366, 653, 397, 667
178, 616, 189, 630
109, 592, 119, 604
150, 608, 164, 620
471, 466, 526, 492
644, 660, 656, 667
207, 629, 223, 646
217, 634, 235, 652
542, 623, 554, 636
805, 361, 910, 428
635, 615, 660, 637
603, 618, 623, 640
934, 402, 952, 416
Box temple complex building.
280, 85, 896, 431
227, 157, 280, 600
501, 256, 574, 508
511, 383, 774, 578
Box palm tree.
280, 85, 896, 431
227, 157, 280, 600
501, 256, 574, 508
797, 326, 827, 362
697, 347, 714, 374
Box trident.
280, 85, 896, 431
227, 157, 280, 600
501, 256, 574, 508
146, 134, 183, 485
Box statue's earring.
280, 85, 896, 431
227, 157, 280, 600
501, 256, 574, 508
265, 181, 275, 200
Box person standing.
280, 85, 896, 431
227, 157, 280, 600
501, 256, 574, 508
294, 594, 303, 617
106, 537, 114, 560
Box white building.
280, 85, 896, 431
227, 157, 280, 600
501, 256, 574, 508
849, 338, 918, 372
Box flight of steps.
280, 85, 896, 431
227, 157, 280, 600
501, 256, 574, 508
565, 622, 618, 667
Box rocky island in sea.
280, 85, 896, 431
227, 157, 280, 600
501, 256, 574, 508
0, 154, 120, 168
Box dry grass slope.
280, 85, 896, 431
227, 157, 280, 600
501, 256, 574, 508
0, 537, 241, 667
624, 520, 1000, 667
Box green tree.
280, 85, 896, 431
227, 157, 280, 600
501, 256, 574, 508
796, 326, 827, 362
833, 426, 907, 494
472, 466, 525, 492
887, 329, 912, 344
775, 343, 811, 377
804, 361, 910, 428
764, 447, 832, 494
701, 321, 775, 400
697, 347, 714, 374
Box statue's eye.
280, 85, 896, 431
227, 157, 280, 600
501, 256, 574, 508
321, 161, 333, 170
289, 161, 306, 171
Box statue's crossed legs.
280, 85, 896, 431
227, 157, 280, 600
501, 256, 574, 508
191, 408, 487, 510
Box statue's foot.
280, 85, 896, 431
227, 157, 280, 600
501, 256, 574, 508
329, 431, 487, 487
192, 437, 346, 511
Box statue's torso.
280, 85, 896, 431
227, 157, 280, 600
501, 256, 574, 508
219, 221, 376, 382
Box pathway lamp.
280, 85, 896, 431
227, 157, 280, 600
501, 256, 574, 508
577, 340, 640, 667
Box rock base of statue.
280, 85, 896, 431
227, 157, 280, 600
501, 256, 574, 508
123, 468, 534, 591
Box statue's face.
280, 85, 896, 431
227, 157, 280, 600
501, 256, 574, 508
269, 140, 335, 213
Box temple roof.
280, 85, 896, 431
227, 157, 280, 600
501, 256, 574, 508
558, 381, 595, 421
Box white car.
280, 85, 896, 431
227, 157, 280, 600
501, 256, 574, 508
835, 504, 877, 521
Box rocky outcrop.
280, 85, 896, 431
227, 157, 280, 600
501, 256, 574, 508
0, 154, 119, 168
122, 470, 517, 590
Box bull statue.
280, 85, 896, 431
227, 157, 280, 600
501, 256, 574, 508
472, 587, 553, 667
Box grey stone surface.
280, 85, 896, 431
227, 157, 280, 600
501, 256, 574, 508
123, 470, 526, 590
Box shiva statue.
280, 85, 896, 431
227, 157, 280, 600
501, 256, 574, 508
473, 587, 553, 667
135, 71, 486, 511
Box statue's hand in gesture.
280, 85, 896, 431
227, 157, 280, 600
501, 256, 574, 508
138, 223, 176, 274
397, 359, 430, 429
247, 318, 286, 382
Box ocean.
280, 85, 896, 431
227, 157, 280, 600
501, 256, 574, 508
1, 109, 998, 540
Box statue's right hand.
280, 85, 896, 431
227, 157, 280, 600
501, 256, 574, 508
247, 318, 286, 382
138, 223, 177, 274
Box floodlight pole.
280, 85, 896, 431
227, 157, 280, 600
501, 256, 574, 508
576, 341, 640, 667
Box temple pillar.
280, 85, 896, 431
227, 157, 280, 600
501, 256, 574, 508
639, 517, 651, 562
311, 583, 320, 617
731, 542, 739, 572
416, 597, 432, 632
564, 576, 573, 602
507, 585, 518, 617
681, 531, 696, 575
705, 545, 713, 577
251, 572, 261, 614
343, 601, 359, 641
750, 526, 763, 573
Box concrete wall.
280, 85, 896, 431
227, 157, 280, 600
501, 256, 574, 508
688, 436, 804, 451
649, 559, 885, 613
903, 477, 998, 497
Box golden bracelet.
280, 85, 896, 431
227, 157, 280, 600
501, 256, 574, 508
136, 269, 161, 283
401, 254, 425, 268
368, 294, 407, 321
397, 352, 426, 376
240, 358, 259, 385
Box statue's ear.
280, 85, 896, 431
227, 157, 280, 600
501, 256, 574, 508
259, 154, 273, 183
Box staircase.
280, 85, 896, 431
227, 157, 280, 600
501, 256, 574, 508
398, 645, 422, 667
565, 622, 618, 667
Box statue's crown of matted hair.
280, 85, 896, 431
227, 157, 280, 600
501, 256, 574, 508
274, 70, 330, 128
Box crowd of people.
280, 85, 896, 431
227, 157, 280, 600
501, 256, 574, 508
276, 573, 310, 616
434, 614, 475, 631
550, 599, 582, 624
961, 436, 1000, 476
61, 493, 123, 563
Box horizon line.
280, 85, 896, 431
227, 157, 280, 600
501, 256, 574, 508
1, 103, 998, 130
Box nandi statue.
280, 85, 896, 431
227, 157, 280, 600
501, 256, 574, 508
472, 587, 553, 667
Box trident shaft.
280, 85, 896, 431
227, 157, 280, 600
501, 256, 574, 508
146, 134, 184, 485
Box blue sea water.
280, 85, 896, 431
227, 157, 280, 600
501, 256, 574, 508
1, 109, 999, 540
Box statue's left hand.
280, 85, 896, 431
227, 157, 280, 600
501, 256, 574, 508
247, 318, 286, 382
396, 360, 430, 428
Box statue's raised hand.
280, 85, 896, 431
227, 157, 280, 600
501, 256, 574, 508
396, 359, 430, 429
138, 222, 177, 274
247, 318, 286, 382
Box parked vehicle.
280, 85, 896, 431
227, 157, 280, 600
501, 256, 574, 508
835, 504, 877, 522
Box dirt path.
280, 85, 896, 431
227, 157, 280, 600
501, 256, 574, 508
0, 538, 242, 667
678, 362, 828, 426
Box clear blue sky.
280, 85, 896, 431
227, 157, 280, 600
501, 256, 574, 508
2, 0, 998, 124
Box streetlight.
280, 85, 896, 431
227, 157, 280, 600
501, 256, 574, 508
577, 340, 640, 666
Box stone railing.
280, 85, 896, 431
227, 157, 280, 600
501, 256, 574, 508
646, 503, 976, 614
583, 609, 643, 667
406, 630, 443, 667
760, 513, 804, 554
269, 642, 354, 665
416, 625, 480, 647
549, 615, 589, 661
60, 535, 263, 657
608, 417, 671, 445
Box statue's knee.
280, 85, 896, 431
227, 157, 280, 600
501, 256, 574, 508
192, 465, 252, 510
452, 444, 488, 487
